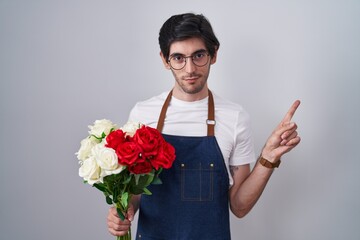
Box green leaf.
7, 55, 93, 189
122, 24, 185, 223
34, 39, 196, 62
93, 183, 107, 193
144, 173, 155, 186
128, 186, 144, 195
128, 172, 157, 195
123, 174, 132, 184
106, 196, 113, 205
113, 186, 119, 204
134, 174, 140, 185
156, 168, 163, 176
151, 176, 162, 185
143, 187, 152, 195
90, 134, 103, 141
120, 192, 129, 209
116, 207, 125, 221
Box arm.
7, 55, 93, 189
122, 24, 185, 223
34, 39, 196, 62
229, 160, 275, 218
229, 100, 301, 218
107, 194, 141, 236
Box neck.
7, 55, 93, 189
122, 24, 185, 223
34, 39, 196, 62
172, 86, 209, 102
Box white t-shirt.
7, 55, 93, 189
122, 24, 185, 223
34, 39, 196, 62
128, 91, 256, 185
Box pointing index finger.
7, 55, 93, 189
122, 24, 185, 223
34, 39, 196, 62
282, 100, 301, 124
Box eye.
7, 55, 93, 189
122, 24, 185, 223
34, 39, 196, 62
171, 55, 185, 62
193, 52, 206, 59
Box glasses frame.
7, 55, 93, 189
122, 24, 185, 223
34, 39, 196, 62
167, 51, 210, 70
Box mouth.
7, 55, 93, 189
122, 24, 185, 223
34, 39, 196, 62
183, 75, 200, 83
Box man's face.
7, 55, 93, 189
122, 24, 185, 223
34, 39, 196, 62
161, 37, 217, 98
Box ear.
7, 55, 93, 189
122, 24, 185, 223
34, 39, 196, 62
160, 52, 171, 69
210, 49, 218, 65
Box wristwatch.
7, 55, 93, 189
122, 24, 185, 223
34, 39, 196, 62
259, 156, 281, 168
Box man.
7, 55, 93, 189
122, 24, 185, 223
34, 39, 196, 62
107, 13, 300, 239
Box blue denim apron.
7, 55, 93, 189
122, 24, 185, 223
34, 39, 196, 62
136, 90, 231, 240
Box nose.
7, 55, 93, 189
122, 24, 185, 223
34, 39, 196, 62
184, 58, 196, 73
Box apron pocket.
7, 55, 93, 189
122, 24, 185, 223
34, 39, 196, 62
180, 163, 214, 201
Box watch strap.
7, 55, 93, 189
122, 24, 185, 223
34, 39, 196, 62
259, 156, 281, 168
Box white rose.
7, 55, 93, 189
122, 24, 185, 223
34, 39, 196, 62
79, 156, 102, 185
92, 141, 124, 177
75, 137, 98, 161
88, 119, 118, 139
121, 121, 143, 137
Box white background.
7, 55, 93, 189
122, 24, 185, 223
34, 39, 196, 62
1, 0, 359, 239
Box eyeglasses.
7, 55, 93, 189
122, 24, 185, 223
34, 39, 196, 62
167, 51, 210, 70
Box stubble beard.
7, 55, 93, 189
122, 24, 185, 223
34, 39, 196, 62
171, 67, 210, 95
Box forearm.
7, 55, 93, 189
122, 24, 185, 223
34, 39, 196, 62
230, 159, 274, 218
230, 100, 301, 218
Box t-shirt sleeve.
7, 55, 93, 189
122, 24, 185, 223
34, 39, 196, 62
229, 109, 256, 166
127, 104, 139, 122
126, 100, 161, 128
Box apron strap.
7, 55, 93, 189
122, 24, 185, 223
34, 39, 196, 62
156, 90, 173, 133
207, 90, 215, 136
156, 89, 215, 136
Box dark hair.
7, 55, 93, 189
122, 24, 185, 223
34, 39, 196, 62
158, 13, 220, 60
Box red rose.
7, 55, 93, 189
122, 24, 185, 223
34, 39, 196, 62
133, 126, 162, 158
105, 129, 125, 150
128, 160, 153, 174
151, 142, 176, 170
116, 140, 142, 166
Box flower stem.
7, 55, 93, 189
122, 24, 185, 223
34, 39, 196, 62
116, 229, 131, 240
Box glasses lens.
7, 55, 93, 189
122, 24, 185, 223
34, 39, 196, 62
169, 52, 209, 70
169, 55, 185, 70
192, 52, 209, 67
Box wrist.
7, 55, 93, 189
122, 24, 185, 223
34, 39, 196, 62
258, 155, 281, 169
260, 148, 281, 163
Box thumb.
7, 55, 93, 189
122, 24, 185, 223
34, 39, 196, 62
126, 204, 135, 221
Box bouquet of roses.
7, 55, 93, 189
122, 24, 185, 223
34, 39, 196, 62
76, 119, 176, 240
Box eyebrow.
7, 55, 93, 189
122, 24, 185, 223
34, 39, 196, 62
169, 49, 207, 57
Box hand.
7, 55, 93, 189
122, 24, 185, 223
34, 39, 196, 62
107, 204, 135, 237
261, 100, 301, 162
